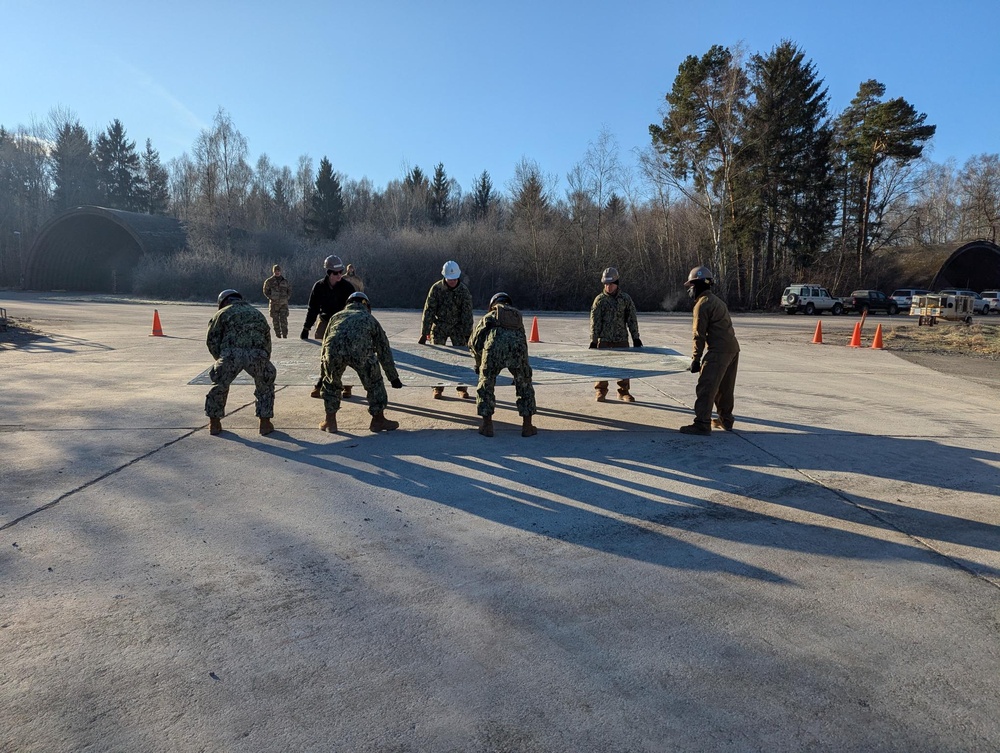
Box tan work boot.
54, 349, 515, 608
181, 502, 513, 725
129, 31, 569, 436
310, 386, 322, 399
342, 385, 352, 398
432, 386, 444, 399
618, 390, 635, 403
457, 386, 471, 399
521, 416, 537, 437
595, 390, 607, 402
319, 412, 338, 433
479, 416, 494, 437
259, 417, 274, 436
679, 423, 711, 436
369, 411, 399, 432
209, 417, 222, 435
712, 418, 734, 432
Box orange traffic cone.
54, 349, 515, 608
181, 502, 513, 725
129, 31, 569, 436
812, 320, 823, 344
847, 321, 862, 348
149, 309, 164, 337
528, 316, 540, 343
871, 323, 884, 350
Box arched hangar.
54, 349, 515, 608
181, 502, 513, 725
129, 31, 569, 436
930, 240, 1000, 290
23, 206, 187, 292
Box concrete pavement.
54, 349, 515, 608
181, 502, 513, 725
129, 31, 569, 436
2, 293, 999, 752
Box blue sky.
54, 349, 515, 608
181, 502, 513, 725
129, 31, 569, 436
5, 0, 998, 196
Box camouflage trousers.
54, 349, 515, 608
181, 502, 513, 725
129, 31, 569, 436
322, 357, 387, 416
269, 303, 289, 337
205, 350, 276, 418
430, 328, 470, 347
477, 354, 536, 418
693, 351, 739, 428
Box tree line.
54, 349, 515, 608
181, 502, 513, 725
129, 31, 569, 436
2, 41, 998, 309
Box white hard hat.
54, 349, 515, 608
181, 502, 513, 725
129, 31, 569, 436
441, 260, 461, 280
324, 255, 345, 273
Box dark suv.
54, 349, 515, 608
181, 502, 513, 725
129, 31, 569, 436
847, 290, 899, 315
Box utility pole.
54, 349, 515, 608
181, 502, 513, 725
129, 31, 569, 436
13, 231, 22, 289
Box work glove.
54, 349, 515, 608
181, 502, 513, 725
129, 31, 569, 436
589, 341, 597, 349
418, 334, 427, 345
390, 378, 403, 389
690, 358, 701, 374
300, 327, 310, 340
633, 338, 643, 348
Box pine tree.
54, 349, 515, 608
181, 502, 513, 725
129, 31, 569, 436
305, 157, 344, 239
834, 80, 936, 279
472, 170, 495, 219
51, 121, 101, 211
138, 139, 170, 215
731, 42, 836, 305
95, 119, 142, 210
430, 162, 450, 226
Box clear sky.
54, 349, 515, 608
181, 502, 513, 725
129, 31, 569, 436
5, 0, 998, 196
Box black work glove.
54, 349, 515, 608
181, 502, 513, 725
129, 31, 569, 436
589, 341, 597, 349
390, 378, 403, 389
633, 338, 643, 348
418, 334, 427, 345
690, 358, 701, 374
300, 327, 310, 340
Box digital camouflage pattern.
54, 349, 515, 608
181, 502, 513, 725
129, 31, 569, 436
469, 304, 536, 418
321, 302, 400, 416
590, 290, 640, 345
262, 273, 291, 337
421, 280, 474, 345
205, 299, 276, 418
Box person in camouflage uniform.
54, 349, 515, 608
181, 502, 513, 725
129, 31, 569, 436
468, 292, 537, 438
205, 289, 276, 436
419, 260, 474, 400
319, 292, 404, 434
262, 264, 291, 338
589, 266, 642, 402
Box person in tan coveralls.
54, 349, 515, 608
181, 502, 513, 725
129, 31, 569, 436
680, 266, 739, 435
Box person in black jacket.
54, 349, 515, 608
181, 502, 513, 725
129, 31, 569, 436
301, 254, 356, 398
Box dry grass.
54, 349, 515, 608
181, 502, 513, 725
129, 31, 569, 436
882, 321, 1000, 359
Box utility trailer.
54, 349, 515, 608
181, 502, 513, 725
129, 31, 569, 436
910, 293, 974, 326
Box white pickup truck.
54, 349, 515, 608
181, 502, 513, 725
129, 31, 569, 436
780, 284, 845, 315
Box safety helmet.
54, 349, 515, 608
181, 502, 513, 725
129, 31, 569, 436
489, 292, 512, 309
324, 254, 345, 273
217, 289, 242, 309
601, 267, 619, 284
442, 260, 461, 280
684, 266, 713, 287
346, 291, 370, 309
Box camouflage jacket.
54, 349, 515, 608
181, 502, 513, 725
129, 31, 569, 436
469, 304, 527, 371
421, 280, 474, 339
207, 300, 272, 359
692, 291, 740, 360
322, 302, 400, 382
262, 274, 291, 305
590, 290, 639, 345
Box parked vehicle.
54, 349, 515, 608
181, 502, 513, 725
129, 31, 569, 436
979, 290, 1000, 313
937, 289, 990, 315
844, 289, 899, 315
890, 288, 931, 311
780, 284, 844, 315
